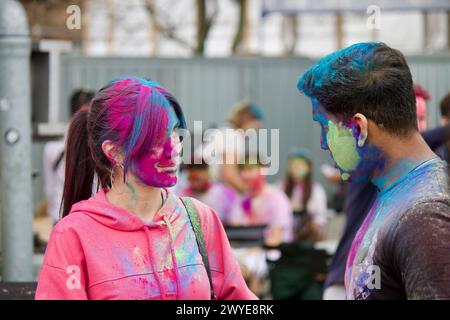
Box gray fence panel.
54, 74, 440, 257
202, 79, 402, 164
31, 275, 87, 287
30, 54, 450, 209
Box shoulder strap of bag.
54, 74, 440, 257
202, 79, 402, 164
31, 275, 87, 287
180, 197, 217, 300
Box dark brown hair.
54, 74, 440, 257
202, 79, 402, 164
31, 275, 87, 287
440, 92, 450, 119
284, 155, 313, 213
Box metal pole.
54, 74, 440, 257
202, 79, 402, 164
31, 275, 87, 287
0, 0, 33, 281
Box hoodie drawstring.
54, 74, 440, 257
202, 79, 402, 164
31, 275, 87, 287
144, 227, 167, 299
164, 216, 182, 300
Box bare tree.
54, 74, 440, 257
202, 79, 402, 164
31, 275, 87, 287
282, 15, 298, 56
145, 0, 217, 55
144, 0, 195, 51
232, 0, 249, 55
195, 0, 218, 55
447, 11, 450, 50
106, 0, 115, 54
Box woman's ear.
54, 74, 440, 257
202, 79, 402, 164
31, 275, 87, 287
352, 113, 369, 147
101, 140, 123, 165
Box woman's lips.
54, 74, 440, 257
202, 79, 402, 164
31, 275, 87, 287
156, 163, 178, 172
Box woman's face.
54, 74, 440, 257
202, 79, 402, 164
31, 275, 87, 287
289, 158, 310, 182
131, 106, 182, 188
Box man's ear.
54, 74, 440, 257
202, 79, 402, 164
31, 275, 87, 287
101, 140, 123, 165
352, 113, 369, 147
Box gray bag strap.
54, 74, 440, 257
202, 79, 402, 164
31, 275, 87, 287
180, 197, 217, 300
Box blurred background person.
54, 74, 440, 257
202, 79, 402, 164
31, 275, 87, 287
281, 148, 328, 242
42, 89, 95, 225
436, 92, 450, 163
414, 84, 430, 132
416, 85, 450, 155
198, 100, 264, 194
228, 153, 293, 297
229, 154, 293, 245
179, 158, 237, 225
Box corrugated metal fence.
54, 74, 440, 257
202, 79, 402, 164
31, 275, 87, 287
31, 54, 450, 206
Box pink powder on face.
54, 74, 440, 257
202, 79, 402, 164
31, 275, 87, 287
131, 107, 182, 188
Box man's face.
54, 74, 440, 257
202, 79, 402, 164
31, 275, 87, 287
311, 100, 382, 182
240, 165, 265, 192
241, 118, 261, 131
416, 96, 427, 132
187, 169, 211, 193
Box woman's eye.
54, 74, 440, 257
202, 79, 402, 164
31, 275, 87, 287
172, 127, 183, 141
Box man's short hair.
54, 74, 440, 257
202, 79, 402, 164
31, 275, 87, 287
297, 42, 417, 136
238, 153, 269, 169
440, 92, 450, 119
227, 100, 264, 127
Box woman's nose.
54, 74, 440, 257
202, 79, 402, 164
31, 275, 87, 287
164, 137, 182, 159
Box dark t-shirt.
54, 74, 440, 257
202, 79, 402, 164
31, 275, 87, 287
345, 158, 450, 300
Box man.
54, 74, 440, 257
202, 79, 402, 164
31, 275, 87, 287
322, 84, 450, 300
297, 42, 450, 300
179, 160, 237, 225
229, 156, 293, 245
228, 155, 293, 296
197, 100, 264, 194
436, 92, 450, 162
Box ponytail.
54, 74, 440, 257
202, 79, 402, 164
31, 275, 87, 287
61, 107, 95, 218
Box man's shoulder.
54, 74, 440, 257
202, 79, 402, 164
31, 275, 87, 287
400, 198, 450, 223
388, 158, 450, 213
264, 184, 286, 197
381, 197, 450, 244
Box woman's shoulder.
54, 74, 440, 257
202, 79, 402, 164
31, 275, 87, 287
52, 209, 93, 236
179, 196, 222, 226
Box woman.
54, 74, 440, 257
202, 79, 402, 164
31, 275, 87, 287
282, 148, 328, 242
35, 77, 256, 300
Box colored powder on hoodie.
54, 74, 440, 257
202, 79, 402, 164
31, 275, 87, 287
35, 189, 257, 300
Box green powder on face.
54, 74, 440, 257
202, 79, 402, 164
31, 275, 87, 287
326, 120, 361, 179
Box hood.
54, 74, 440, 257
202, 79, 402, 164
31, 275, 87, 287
70, 188, 179, 231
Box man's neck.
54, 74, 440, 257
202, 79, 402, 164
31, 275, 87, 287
371, 132, 436, 192
249, 183, 266, 198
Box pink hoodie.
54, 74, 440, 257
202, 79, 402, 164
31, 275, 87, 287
35, 189, 257, 300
